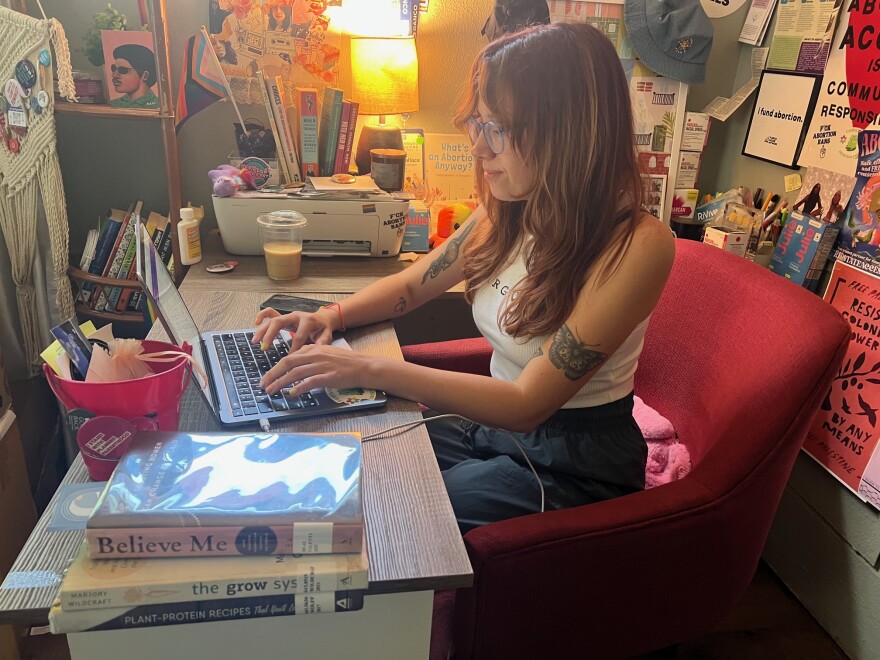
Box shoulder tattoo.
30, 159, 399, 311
548, 324, 607, 381
422, 220, 475, 285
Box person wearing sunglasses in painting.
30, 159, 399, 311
253, 23, 675, 533
109, 44, 158, 109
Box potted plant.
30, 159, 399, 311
82, 3, 130, 68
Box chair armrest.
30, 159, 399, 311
401, 338, 492, 376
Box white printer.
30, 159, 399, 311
213, 190, 410, 257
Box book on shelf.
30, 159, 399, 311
257, 69, 291, 184
86, 430, 364, 559
79, 227, 99, 272
294, 87, 319, 179
317, 87, 344, 176
59, 540, 368, 611
49, 590, 365, 633
116, 211, 162, 312
340, 100, 359, 176
104, 204, 150, 312
333, 100, 353, 175
78, 208, 125, 304
268, 74, 303, 183
93, 201, 142, 311
126, 214, 168, 312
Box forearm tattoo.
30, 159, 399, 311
422, 220, 475, 284
548, 324, 607, 381
394, 297, 407, 314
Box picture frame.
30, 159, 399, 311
642, 174, 667, 219
742, 70, 820, 169
101, 29, 159, 109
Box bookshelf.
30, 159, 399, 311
46, 0, 186, 325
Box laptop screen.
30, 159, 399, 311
135, 224, 217, 412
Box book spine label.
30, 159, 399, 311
85, 524, 364, 559
296, 88, 319, 179
333, 101, 352, 175
59, 561, 366, 611
49, 591, 365, 633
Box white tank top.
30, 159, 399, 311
472, 247, 650, 408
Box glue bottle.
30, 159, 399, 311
177, 207, 202, 265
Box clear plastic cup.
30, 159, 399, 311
257, 211, 308, 280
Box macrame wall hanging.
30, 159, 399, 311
0, 7, 76, 373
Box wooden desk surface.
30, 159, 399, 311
0, 289, 472, 626
185, 231, 465, 297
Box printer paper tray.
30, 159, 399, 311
303, 240, 372, 257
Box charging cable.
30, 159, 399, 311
362, 413, 545, 514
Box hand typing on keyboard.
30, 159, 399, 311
251, 305, 339, 353
258, 342, 375, 397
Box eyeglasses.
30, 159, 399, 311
110, 64, 133, 74
466, 117, 506, 155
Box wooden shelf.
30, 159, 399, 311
68, 266, 144, 324
54, 102, 167, 120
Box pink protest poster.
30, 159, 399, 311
802, 260, 880, 508
101, 30, 159, 109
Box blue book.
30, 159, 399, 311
79, 213, 122, 304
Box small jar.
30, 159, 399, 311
370, 148, 407, 192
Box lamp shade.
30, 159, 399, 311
350, 36, 419, 116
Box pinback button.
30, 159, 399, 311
8, 137, 19, 153
39, 49, 51, 67
36, 90, 49, 108
15, 60, 36, 89
4, 79, 23, 106
30, 97, 42, 114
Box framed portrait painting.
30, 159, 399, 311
742, 70, 820, 168
101, 30, 159, 109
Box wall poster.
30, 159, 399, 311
803, 259, 880, 509
207, 0, 344, 104
742, 70, 819, 168
797, 2, 880, 176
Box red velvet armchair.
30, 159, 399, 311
402, 239, 849, 659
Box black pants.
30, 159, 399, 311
426, 393, 647, 534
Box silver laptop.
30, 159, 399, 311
134, 224, 386, 427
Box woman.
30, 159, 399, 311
793, 182, 823, 217
254, 23, 675, 532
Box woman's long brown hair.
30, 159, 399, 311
455, 22, 644, 339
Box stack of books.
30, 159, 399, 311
78, 203, 174, 315
255, 78, 357, 182
49, 430, 368, 633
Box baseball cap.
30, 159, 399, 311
624, 0, 713, 85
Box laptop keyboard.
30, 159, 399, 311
213, 332, 318, 418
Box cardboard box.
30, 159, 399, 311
403, 201, 431, 253
0, 411, 37, 581
703, 225, 748, 257
675, 152, 702, 189
671, 188, 700, 220
769, 210, 841, 287
681, 112, 711, 152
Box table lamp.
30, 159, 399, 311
350, 36, 419, 175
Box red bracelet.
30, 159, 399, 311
321, 303, 346, 331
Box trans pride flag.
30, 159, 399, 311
176, 30, 226, 131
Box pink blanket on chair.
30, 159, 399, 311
633, 396, 691, 488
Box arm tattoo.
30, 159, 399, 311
422, 220, 475, 285
548, 324, 607, 381
394, 297, 407, 314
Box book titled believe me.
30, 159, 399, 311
86, 431, 364, 559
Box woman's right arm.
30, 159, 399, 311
253, 207, 485, 351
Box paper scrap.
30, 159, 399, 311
702, 48, 768, 121
784, 173, 803, 192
